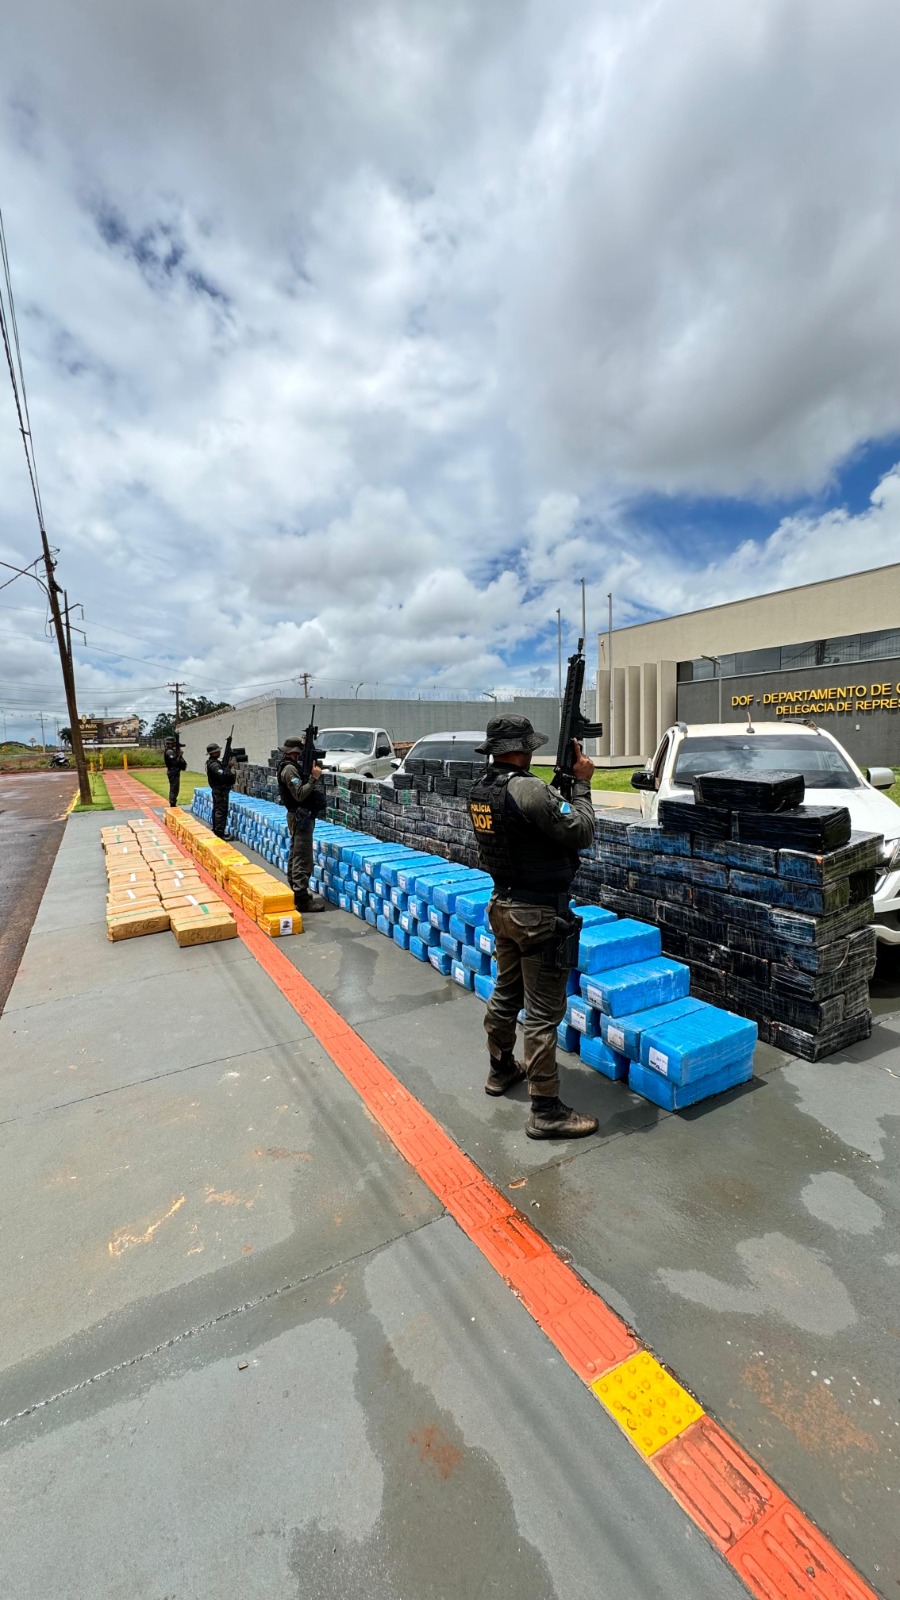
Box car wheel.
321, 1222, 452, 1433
364, 771, 373, 778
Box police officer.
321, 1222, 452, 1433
163, 736, 187, 808
206, 742, 235, 839
468, 715, 598, 1139
277, 735, 326, 913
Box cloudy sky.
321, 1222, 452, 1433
1, 0, 900, 740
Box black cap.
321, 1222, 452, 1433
475, 715, 548, 755
206, 742, 221, 754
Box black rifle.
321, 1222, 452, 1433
552, 638, 603, 801
296, 706, 327, 816
222, 726, 247, 767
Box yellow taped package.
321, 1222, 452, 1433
107, 906, 171, 941
259, 910, 303, 937
168, 905, 238, 947
245, 877, 295, 916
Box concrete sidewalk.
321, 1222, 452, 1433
226, 823, 900, 1596
0, 808, 751, 1600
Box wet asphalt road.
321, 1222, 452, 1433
0, 772, 76, 1016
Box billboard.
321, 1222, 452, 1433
80, 715, 141, 747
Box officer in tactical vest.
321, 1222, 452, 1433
468, 714, 599, 1140
164, 737, 187, 808
206, 742, 235, 839
277, 736, 327, 913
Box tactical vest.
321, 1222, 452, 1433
277, 753, 301, 813
277, 754, 326, 819
206, 758, 230, 793
467, 766, 577, 898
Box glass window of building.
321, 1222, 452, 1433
735, 647, 781, 674
860, 627, 900, 660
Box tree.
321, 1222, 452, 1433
181, 695, 233, 720
59, 726, 72, 746
149, 711, 175, 739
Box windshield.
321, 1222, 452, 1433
407, 738, 484, 764
319, 730, 375, 754
673, 735, 861, 791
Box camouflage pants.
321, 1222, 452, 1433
211, 790, 230, 838
484, 898, 569, 1100
287, 815, 314, 895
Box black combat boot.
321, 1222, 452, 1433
485, 1052, 527, 1097
526, 1095, 599, 1139
295, 890, 327, 913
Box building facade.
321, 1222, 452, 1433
595, 563, 900, 766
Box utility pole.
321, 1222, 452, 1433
38, 710, 45, 750
295, 672, 313, 699
40, 536, 91, 804
168, 680, 184, 728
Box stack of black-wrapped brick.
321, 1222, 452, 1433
580, 768, 879, 1061
321, 762, 482, 870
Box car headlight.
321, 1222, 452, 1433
881, 839, 900, 872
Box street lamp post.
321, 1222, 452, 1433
701, 655, 723, 722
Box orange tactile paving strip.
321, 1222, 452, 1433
148, 805, 880, 1600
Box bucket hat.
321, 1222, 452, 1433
475, 714, 548, 756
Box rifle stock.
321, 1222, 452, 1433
552, 637, 603, 801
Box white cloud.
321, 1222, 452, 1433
1, 0, 900, 739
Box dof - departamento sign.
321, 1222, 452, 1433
731, 682, 900, 716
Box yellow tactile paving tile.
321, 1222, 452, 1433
591, 1350, 703, 1456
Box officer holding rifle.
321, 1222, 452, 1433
468, 714, 599, 1139
277, 733, 327, 913
206, 741, 236, 839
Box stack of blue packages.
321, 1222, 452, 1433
192, 794, 756, 1111
631, 1007, 757, 1109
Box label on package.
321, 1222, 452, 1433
570, 1007, 586, 1033
648, 1047, 669, 1076
479, 933, 492, 953
279, 916, 293, 935
607, 1025, 625, 1052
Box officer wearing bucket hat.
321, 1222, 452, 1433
206, 741, 235, 839
468, 714, 598, 1139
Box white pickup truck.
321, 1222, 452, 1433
317, 727, 396, 779
631, 720, 900, 946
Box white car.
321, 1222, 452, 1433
387, 730, 488, 782
631, 721, 900, 945
317, 727, 396, 779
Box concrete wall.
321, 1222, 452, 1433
179, 694, 567, 774
677, 655, 900, 766
274, 696, 563, 746
177, 703, 279, 775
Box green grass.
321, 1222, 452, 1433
86, 747, 172, 769
532, 764, 640, 793
888, 768, 900, 807
73, 773, 113, 811
129, 768, 206, 805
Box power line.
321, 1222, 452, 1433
0, 208, 91, 800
